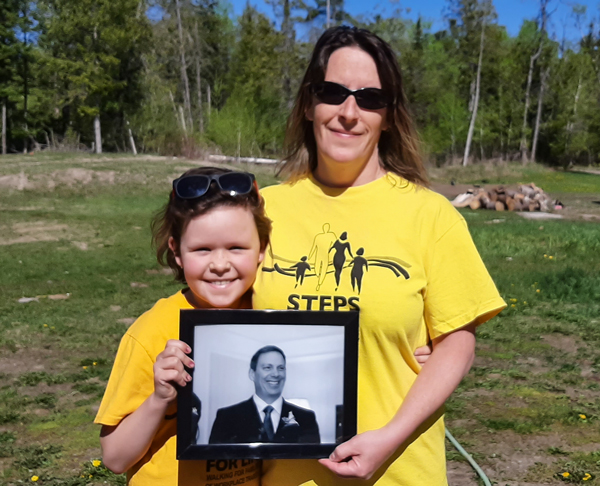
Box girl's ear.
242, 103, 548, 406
168, 237, 183, 268
258, 247, 266, 265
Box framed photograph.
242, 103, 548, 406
177, 309, 359, 460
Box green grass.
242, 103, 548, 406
0, 154, 599, 485
429, 161, 600, 194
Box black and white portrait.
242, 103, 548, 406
192, 324, 344, 445
177, 309, 358, 460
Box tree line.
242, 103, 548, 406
1, 0, 599, 166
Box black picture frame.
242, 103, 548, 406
177, 309, 359, 460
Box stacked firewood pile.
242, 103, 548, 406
451, 183, 554, 212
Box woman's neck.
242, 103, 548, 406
313, 152, 386, 188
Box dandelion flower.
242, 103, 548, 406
93, 362, 97, 366
511, 304, 516, 308
510, 298, 518, 303
31, 476, 39, 482
83, 366, 88, 370
583, 473, 592, 481
536, 289, 541, 293
92, 459, 101, 467
579, 414, 587, 420
562, 472, 570, 478
544, 254, 548, 258
549, 256, 554, 260
43, 324, 48, 328
523, 301, 527, 305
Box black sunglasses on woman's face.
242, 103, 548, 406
311, 81, 392, 110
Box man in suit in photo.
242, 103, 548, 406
208, 345, 320, 444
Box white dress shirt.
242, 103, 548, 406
252, 394, 283, 432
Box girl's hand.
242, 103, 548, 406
153, 339, 194, 403
318, 428, 397, 480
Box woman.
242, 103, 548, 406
253, 26, 505, 485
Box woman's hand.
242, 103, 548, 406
318, 428, 397, 479
153, 339, 194, 403
320, 324, 476, 480
414, 343, 433, 365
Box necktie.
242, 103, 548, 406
263, 405, 275, 441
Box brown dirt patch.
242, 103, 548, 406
0, 168, 116, 191
447, 460, 478, 485
469, 431, 564, 484
0, 347, 60, 376
0, 222, 69, 245
0, 221, 97, 247
540, 334, 582, 355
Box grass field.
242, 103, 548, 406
0, 154, 599, 485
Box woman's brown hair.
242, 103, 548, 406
278, 26, 428, 186
152, 167, 272, 283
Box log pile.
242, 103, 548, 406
451, 183, 553, 212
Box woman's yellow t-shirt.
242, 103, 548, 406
253, 174, 506, 486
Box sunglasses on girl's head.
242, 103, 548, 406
311, 81, 392, 110
172, 172, 257, 199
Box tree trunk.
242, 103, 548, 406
179, 105, 188, 134
1, 101, 6, 155
22, 1, 29, 155
519, 50, 540, 163
94, 114, 102, 154
531, 67, 549, 163
175, 0, 193, 132
207, 84, 211, 120
479, 125, 484, 161
463, 21, 485, 167
565, 73, 582, 164
127, 120, 137, 155
169, 90, 181, 130
520, 0, 547, 164
196, 58, 204, 133
282, 0, 294, 110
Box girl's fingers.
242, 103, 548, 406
156, 356, 186, 373
157, 346, 195, 369
165, 339, 191, 354
156, 368, 189, 388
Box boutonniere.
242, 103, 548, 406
282, 411, 299, 426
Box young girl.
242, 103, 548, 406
95, 166, 270, 486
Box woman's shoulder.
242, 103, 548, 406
261, 179, 305, 197
388, 173, 460, 213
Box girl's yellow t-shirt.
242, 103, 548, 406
95, 291, 261, 486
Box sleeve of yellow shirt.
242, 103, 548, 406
95, 333, 155, 426
423, 216, 506, 339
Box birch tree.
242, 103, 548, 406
519, 0, 549, 163
463, 18, 485, 166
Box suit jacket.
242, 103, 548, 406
208, 397, 320, 444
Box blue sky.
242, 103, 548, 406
228, 0, 599, 41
